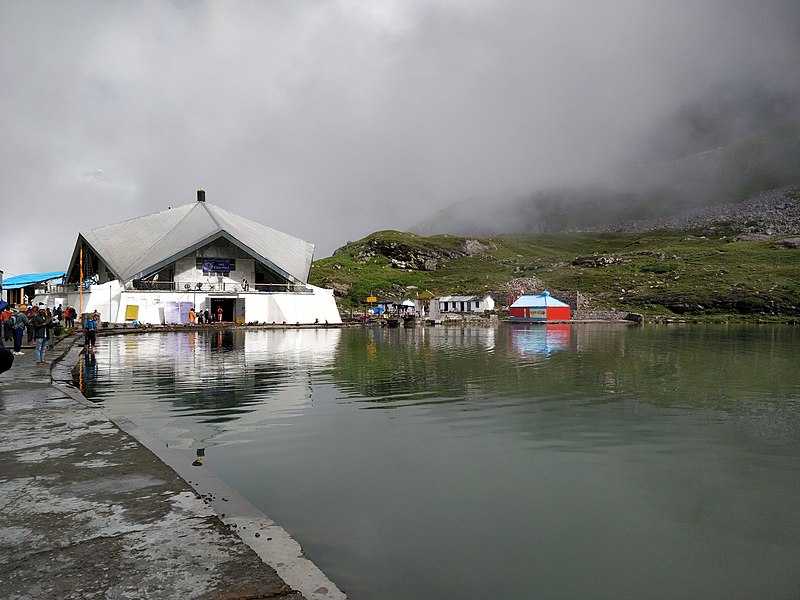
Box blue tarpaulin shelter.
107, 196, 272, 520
3, 271, 65, 290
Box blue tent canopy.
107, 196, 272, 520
3, 271, 65, 290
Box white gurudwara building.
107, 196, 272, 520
38, 191, 341, 325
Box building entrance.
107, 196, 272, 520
209, 298, 235, 322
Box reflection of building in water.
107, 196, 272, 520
81, 330, 342, 446
510, 324, 572, 356
363, 326, 497, 354
425, 326, 496, 351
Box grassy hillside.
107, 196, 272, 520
309, 229, 800, 320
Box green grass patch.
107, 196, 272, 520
310, 229, 800, 318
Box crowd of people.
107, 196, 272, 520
187, 305, 225, 324
0, 299, 232, 374
0, 303, 80, 364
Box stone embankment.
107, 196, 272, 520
0, 336, 344, 600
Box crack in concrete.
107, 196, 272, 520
0, 476, 39, 513
2, 526, 150, 569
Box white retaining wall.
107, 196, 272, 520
34, 283, 341, 325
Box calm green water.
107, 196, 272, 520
82, 325, 800, 599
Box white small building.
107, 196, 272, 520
35, 191, 341, 325
436, 294, 495, 314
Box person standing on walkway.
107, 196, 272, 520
12, 309, 28, 355
31, 308, 51, 365
0, 306, 11, 343
204, 309, 211, 324
26, 305, 35, 344
84, 312, 98, 349
188, 307, 196, 325
44, 308, 55, 350
216, 305, 224, 323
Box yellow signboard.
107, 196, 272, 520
125, 304, 140, 320
366, 296, 377, 303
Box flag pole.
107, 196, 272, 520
79, 244, 84, 318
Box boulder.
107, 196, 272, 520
462, 239, 494, 255
777, 237, 800, 249
572, 254, 623, 268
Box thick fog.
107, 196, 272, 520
2, 1, 799, 275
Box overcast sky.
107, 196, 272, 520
2, 0, 798, 276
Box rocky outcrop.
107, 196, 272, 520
355, 238, 465, 271
462, 239, 495, 255
777, 237, 800, 249
330, 281, 352, 297
572, 254, 624, 267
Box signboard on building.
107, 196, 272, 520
199, 258, 235, 275
526, 308, 547, 320
366, 296, 377, 303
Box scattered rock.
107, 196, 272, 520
498, 277, 546, 296
586, 186, 800, 237
462, 239, 494, 255
777, 237, 800, 249
330, 282, 351, 297
572, 254, 624, 267
736, 233, 772, 242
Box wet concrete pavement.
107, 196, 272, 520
0, 338, 306, 599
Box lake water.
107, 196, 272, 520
80, 325, 800, 599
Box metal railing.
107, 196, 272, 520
49, 281, 312, 294
130, 281, 312, 294
50, 283, 82, 293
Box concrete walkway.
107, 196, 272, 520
0, 337, 305, 599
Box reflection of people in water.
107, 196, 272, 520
80, 350, 98, 396
210, 329, 238, 351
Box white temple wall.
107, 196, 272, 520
242, 286, 342, 324
36, 284, 341, 325
35, 280, 124, 322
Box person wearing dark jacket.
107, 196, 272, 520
0, 343, 12, 374
12, 311, 28, 355
31, 309, 51, 365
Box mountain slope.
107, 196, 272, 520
310, 189, 800, 320
415, 123, 800, 237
